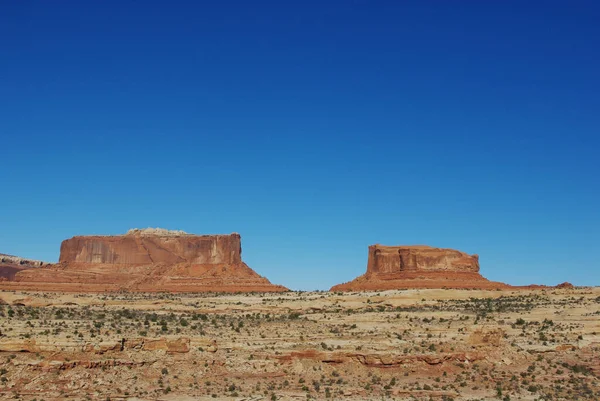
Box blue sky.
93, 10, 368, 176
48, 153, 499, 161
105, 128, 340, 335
1, 1, 598, 290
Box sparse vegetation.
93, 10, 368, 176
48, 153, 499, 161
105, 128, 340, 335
0, 288, 597, 400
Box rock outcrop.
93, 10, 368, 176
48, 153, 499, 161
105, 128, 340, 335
331, 245, 510, 291
1, 229, 287, 293
0, 253, 49, 268
0, 253, 50, 281
366, 245, 480, 274
59, 232, 242, 266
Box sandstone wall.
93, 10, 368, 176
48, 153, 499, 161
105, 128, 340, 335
59, 233, 242, 266
331, 244, 495, 291
367, 245, 479, 275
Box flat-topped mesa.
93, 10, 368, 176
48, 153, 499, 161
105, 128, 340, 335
2, 230, 287, 293
332, 244, 507, 291
59, 232, 242, 266
367, 245, 479, 276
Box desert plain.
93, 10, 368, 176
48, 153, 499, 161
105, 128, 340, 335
0, 287, 598, 401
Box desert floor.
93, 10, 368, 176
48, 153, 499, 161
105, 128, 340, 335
0, 287, 598, 400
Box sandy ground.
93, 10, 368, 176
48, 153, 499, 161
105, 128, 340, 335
0, 287, 598, 400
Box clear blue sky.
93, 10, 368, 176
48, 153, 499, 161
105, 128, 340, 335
1, 1, 598, 290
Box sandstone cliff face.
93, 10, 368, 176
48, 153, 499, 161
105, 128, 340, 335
332, 245, 506, 291
59, 233, 242, 266
367, 245, 479, 275
3, 230, 287, 293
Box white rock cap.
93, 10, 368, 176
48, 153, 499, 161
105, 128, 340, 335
126, 228, 189, 236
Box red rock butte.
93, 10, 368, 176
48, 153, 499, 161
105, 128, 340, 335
331, 245, 512, 291
0, 229, 287, 292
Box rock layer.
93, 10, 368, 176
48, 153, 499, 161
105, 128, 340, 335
1, 231, 287, 293
331, 245, 509, 291
0, 253, 49, 268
